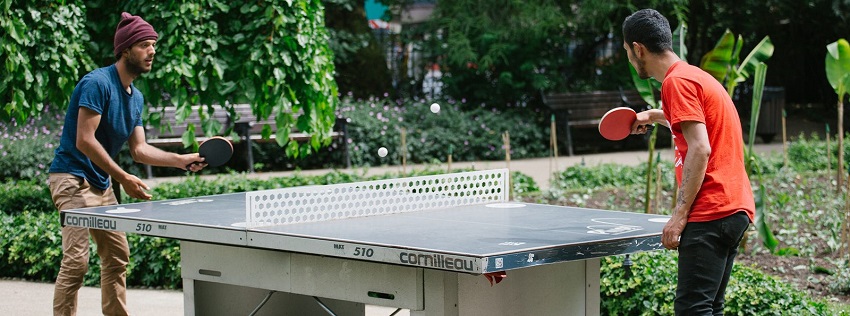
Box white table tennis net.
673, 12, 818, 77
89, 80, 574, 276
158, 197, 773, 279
245, 169, 508, 228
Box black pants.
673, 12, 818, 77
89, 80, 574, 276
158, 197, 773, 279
675, 211, 750, 316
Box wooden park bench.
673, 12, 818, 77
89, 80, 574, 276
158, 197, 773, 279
143, 104, 350, 178
543, 88, 649, 156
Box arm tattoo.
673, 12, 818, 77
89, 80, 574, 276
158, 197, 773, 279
676, 170, 690, 213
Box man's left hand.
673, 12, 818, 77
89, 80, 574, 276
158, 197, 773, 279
662, 212, 687, 250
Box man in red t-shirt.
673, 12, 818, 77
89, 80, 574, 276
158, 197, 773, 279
622, 9, 755, 315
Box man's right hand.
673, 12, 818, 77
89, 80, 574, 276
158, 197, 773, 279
120, 174, 152, 200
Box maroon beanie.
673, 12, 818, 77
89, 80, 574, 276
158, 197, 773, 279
113, 12, 158, 58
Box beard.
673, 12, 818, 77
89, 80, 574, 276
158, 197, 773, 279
635, 58, 650, 79
125, 53, 152, 76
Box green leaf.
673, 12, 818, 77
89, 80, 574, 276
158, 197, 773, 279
699, 30, 737, 83
181, 125, 197, 149
672, 23, 687, 61
748, 63, 768, 153
275, 126, 290, 148
8, 19, 28, 44
629, 64, 660, 108
261, 124, 273, 140
198, 71, 208, 92
202, 118, 222, 137
826, 39, 850, 99
754, 182, 779, 253
285, 141, 299, 157
738, 36, 774, 80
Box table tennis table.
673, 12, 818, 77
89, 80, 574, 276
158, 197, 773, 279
61, 169, 668, 316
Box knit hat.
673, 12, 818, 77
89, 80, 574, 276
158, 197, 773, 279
113, 12, 158, 58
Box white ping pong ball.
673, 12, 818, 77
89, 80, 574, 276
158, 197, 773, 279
378, 147, 388, 157
430, 103, 440, 113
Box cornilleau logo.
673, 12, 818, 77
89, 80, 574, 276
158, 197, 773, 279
65, 215, 117, 230
399, 252, 475, 272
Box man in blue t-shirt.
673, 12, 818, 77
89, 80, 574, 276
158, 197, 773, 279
48, 12, 206, 316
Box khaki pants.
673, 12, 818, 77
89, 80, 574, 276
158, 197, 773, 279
49, 173, 129, 316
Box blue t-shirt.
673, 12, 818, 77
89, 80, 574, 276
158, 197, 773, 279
49, 64, 144, 190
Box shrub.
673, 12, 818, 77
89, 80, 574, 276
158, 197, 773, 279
601, 252, 833, 315
0, 107, 63, 182
725, 263, 830, 315
338, 95, 549, 167
601, 252, 676, 315
0, 211, 62, 281
0, 179, 53, 215
0, 211, 183, 289
511, 171, 539, 197
553, 161, 675, 191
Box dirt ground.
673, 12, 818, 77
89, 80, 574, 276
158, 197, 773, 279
736, 245, 850, 305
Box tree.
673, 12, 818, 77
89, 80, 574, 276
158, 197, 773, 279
417, 0, 571, 106
0, 1, 95, 121
324, 0, 392, 98
28, 0, 341, 158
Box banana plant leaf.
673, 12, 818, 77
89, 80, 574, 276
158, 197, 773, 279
673, 23, 687, 61
755, 181, 779, 253
826, 39, 850, 99
699, 30, 741, 84
738, 36, 774, 82
629, 64, 660, 108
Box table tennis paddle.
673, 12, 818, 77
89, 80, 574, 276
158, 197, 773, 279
187, 136, 233, 169
598, 107, 637, 141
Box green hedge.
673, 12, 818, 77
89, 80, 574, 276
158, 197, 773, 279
0, 180, 53, 215
0, 211, 181, 288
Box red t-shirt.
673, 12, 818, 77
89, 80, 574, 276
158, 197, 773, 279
661, 61, 755, 223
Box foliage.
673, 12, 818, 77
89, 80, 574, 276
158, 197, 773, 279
550, 135, 850, 258
552, 162, 676, 192
600, 252, 832, 315
756, 169, 844, 257
699, 31, 773, 96
510, 171, 539, 197
0, 180, 53, 215
544, 135, 850, 307
417, 0, 572, 106
830, 258, 850, 295
753, 132, 850, 175
0, 211, 182, 288
600, 252, 677, 315
682, 0, 847, 104
724, 264, 831, 315
825, 38, 850, 190
4, 0, 339, 159
0, 105, 63, 182
338, 95, 548, 167
119, 0, 339, 157
0, 93, 551, 179
0, 211, 63, 280
125, 234, 181, 289
826, 38, 850, 102
0, 0, 96, 122
324, 0, 391, 98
